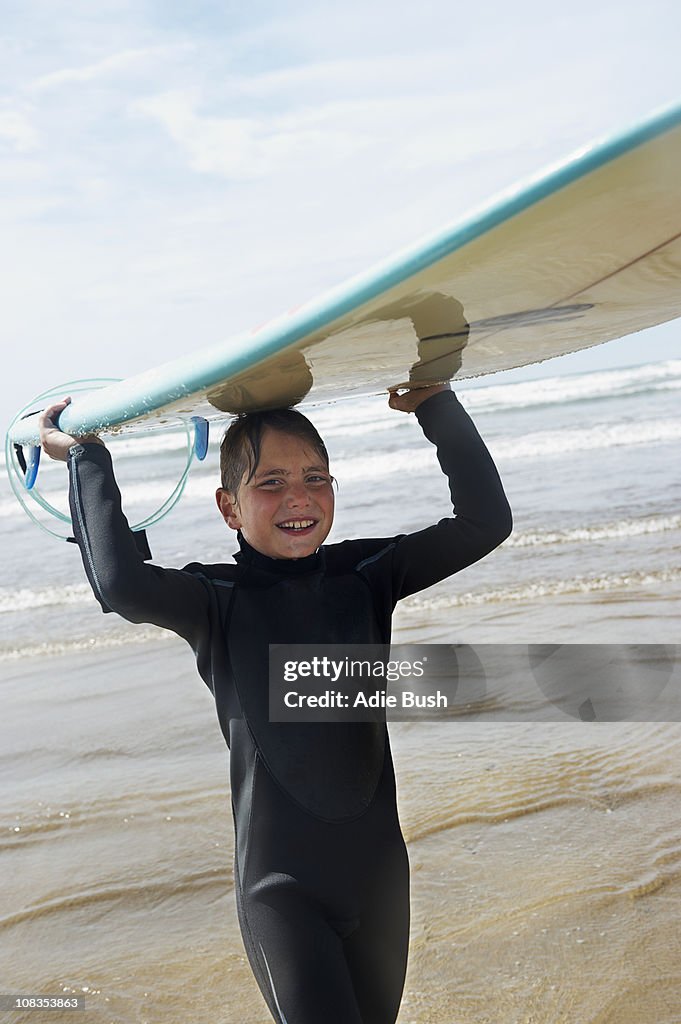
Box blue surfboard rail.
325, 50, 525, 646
8, 99, 681, 447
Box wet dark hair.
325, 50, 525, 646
219, 408, 330, 495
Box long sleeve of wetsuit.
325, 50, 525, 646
389, 388, 512, 602
67, 441, 210, 648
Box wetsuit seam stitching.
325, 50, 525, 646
234, 847, 282, 1022
351, 567, 390, 647
354, 541, 397, 573
192, 571, 236, 585
71, 458, 108, 608
253, 732, 387, 823
258, 940, 290, 1024
242, 750, 258, 883
235, 755, 287, 1021
219, 577, 237, 637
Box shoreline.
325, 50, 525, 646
3, 571, 681, 664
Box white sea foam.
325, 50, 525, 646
492, 417, 681, 460
402, 566, 681, 611
311, 358, 681, 431
0, 583, 95, 614
334, 417, 681, 478
455, 359, 681, 415
3, 513, 678, 621
507, 515, 681, 547
102, 429, 196, 458
3, 566, 678, 660
0, 625, 173, 661
1, 413, 679, 522
3, 359, 678, 471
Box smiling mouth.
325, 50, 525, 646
276, 519, 318, 534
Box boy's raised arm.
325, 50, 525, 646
388, 384, 512, 601
39, 399, 210, 648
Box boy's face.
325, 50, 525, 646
215, 427, 335, 559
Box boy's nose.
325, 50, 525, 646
286, 482, 311, 506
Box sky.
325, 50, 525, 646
1, 0, 680, 430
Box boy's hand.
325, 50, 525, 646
38, 397, 105, 462
388, 382, 451, 414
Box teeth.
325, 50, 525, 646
279, 520, 315, 530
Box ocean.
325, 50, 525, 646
1, 358, 680, 1023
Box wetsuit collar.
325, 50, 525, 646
234, 532, 325, 575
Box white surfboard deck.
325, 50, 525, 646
9, 100, 681, 447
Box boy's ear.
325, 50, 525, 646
215, 488, 242, 531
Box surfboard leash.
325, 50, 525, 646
5, 379, 207, 543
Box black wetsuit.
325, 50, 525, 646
67, 390, 512, 1024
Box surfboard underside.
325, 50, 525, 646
9, 102, 681, 445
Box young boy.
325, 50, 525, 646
39, 383, 512, 1024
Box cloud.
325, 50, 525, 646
217, 52, 464, 100
0, 108, 38, 152
131, 89, 368, 179
29, 44, 193, 92
1, 0, 679, 432
127, 40, 631, 188
130, 76, 556, 188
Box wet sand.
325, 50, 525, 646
2, 635, 681, 1023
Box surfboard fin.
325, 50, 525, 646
14, 443, 41, 490
192, 416, 209, 461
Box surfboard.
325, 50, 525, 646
8, 99, 681, 449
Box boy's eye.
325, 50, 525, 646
257, 475, 331, 488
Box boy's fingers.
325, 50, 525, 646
48, 396, 72, 416
35, 396, 84, 462
388, 389, 416, 413
40, 397, 71, 427
388, 382, 451, 413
